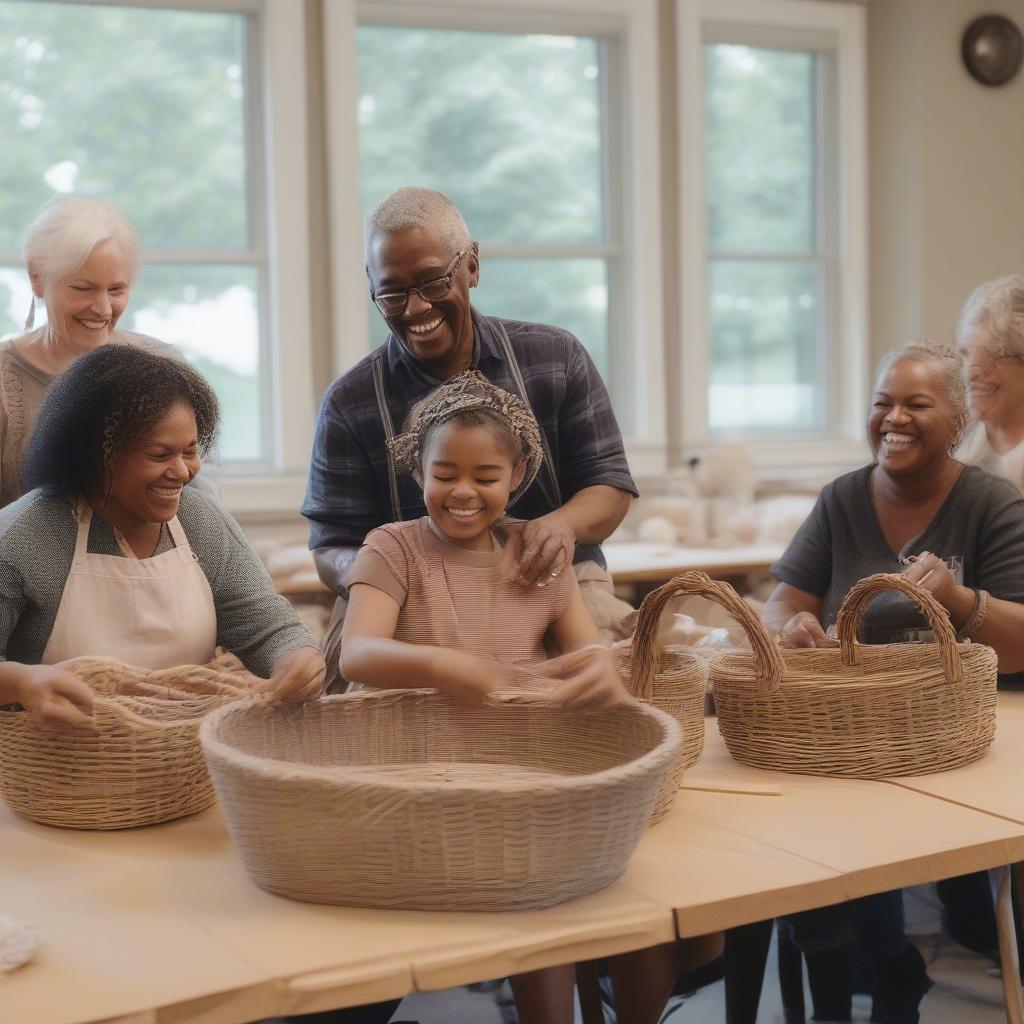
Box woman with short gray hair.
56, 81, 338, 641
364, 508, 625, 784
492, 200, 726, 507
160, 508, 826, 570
955, 273, 1024, 492
0, 196, 171, 506
761, 339, 1024, 1024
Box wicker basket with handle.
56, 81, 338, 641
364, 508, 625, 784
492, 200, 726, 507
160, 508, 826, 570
201, 688, 681, 911
0, 652, 262, 829
613, 577, 712, 823
672, 570, 997, 777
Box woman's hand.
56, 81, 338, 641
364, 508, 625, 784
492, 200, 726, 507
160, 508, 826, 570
900, 552, 975, 625
266, 647, 326, 704
535, 645, 631, 710
778, 611, 837, 649
428, 650, 508, 705
16, 665, 95, 731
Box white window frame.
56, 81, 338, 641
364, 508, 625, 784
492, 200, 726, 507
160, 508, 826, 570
676, 0, 869, 482
323, 0, 669, 478
0, 0, 318, 516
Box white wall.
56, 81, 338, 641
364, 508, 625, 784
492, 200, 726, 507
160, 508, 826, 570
869, 0, 1024, 362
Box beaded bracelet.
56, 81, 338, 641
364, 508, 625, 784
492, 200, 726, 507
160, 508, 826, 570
957, 588, 990, 642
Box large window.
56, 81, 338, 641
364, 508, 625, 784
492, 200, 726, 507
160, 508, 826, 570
0, 0, 267, 462
355, 25, 615, 380
705, 43, 825, 434
677, 0, 867, 471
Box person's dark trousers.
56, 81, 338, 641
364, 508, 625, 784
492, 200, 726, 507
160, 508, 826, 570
285, 999, 402, 1024
936, 870, 999, 956
783, 891, 917, 1023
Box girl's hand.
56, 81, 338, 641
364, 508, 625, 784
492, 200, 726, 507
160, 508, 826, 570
778, 611, 837, 648
536, 645, 631, 710
267, 647, 326, 704
18, 665, 95, 731
901, 552, 973, 622
428, 650, 507, 705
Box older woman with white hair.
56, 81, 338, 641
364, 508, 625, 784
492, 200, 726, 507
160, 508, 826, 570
0, 196, 171, 506
956, 273, 1024, 491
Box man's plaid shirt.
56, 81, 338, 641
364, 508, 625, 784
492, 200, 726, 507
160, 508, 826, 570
301, 308, 638, 567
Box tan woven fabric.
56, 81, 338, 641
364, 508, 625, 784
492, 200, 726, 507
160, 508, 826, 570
345, 518, 572, 673
201, 690, 681, 910
0, 651, 263, 829
668, 571, 998, 777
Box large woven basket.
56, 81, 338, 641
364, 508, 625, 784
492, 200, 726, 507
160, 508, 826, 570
201, 689, 681, 911
669, 570, 998, 777
614, 578, 710, 823
0, 652, 261, 829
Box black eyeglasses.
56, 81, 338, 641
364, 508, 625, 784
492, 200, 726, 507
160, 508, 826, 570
371, 249, 466, 317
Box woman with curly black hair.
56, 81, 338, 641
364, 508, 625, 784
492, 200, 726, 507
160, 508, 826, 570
0, 345, 324, 730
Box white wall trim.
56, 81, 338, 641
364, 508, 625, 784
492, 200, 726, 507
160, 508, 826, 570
262, 0, 318, 472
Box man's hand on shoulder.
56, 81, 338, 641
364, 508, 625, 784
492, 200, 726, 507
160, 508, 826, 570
500, 511, 575, 588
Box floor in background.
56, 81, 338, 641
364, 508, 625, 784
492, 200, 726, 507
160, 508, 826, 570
387, 928, 1006, 1022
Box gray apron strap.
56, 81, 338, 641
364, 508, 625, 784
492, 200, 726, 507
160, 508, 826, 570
487, 318, 563, 507
371, 351, 403, 523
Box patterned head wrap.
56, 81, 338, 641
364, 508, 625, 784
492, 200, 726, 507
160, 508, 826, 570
387, 370, 545, 504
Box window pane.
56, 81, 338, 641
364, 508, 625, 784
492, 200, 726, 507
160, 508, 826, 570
705, 45, 815, 253
357, 26, 604, 244
365, 259, 610, 380
708, 259, 822, 432
0, 267, 32, 340
0, 1, 249, 250
125, 266, 262, 462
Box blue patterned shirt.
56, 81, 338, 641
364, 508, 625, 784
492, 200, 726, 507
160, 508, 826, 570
301, 309, 637, 566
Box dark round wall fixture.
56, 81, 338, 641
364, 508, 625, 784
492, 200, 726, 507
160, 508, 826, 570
962, 15, 1024, 87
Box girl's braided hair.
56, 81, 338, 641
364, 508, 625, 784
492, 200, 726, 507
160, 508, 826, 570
387, 370, 545, 504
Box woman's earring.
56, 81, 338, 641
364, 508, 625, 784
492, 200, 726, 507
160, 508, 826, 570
23, 296, 34, 331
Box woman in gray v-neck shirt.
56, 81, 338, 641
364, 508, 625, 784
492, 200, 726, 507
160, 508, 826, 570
766, 340, 1024, 684
763, 341, 1024, 1024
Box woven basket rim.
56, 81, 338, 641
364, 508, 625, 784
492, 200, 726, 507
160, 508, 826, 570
713, 640, 996, 689
200, 690, 683, 795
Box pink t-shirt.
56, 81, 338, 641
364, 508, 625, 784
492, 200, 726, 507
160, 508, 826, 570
345, 517, 574, 668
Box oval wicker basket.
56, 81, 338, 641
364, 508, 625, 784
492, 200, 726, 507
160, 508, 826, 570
201, 689, 681, 911
0, 653, 261, 829
614, 577, 711, 823
668, 570, 998, 777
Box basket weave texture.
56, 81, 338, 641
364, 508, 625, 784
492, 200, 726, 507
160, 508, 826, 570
669, 571, 998, 777
614, 578, 710, 823
0, 652, 262, 829
201, 689, 681, 911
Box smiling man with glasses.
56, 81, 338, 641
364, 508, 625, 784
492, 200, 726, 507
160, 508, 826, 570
301, 185, 638, 696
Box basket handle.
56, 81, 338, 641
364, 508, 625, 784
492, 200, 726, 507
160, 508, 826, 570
630, 571, 784, 697
835, 573, 963, 685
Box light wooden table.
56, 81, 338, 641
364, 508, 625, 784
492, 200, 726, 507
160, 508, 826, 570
5, 717, 1024, 1024
604, 542, 786, 585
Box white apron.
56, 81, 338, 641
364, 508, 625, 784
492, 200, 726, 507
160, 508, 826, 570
42, 503, 218, 669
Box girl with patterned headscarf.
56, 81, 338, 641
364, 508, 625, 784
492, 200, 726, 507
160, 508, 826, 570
339, 371, 718, 1024
340, 369, 627, 708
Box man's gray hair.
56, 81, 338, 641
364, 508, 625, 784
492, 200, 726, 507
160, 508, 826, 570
874, 340, 969, 439
956, 273, 1024, 360
23, 196, 141, 287
365, 186, 472, 255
